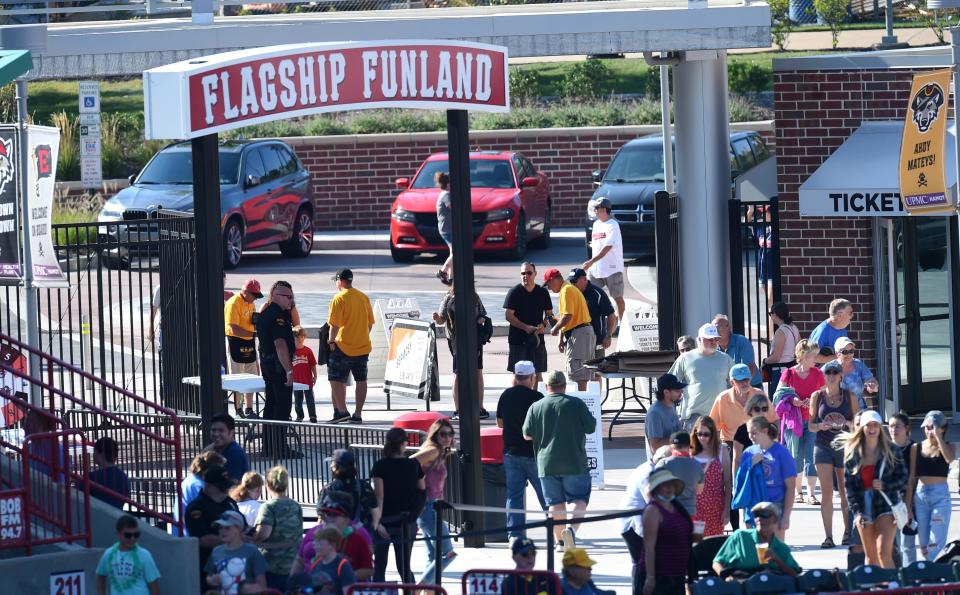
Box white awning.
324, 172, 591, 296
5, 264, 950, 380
799, 120, 957, 217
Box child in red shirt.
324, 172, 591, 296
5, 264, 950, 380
292, 326, 318, 423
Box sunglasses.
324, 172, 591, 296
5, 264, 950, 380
754, 512, 775, 520
520, 271, 535, 276
695, 432, 713, 438
437, 431, 454, 437
123, 531, 141, 539
839, 348, 855, 355
751, 406, 770, 413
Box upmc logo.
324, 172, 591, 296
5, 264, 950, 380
34, 145, 51, 178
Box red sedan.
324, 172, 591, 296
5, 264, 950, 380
389, 151, 552, 262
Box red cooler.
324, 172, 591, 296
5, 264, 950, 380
393, 411, 449, 446
480, 427, 504, 464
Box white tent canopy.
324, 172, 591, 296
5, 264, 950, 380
799, 120, 957, 217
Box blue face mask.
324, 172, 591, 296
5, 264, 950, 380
655, 493, 675, 503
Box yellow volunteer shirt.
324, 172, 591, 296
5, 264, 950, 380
328, 287, 375, 357
558, 282, 591, 332
224, 294, 256, 337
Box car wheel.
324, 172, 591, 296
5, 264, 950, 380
530, 205, 551, 249
280, 207, 314, 258
222, 219, 244, 270
509, 213, 528, 260
390, 242, 415, 263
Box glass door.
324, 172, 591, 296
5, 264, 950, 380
875, 218, 899, 416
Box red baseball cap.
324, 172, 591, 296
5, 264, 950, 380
242, 279, 263, 298
542, 268, 562, 283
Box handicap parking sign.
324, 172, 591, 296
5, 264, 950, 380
83, 97, 95, 108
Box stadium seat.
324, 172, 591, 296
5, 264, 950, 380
692, 535, 729, 577
900, 560, 955, 586
691, 576, 742, 595
845, 564, 899, 590
796, 569, 842, 593
743, 571, 797, 594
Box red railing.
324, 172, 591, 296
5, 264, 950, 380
0, 332, 184, 533
462, 569, 563, 595
0, 423, 91, 555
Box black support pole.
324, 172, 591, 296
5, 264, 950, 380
192, 133, 226, 441
446, 109, 484, 548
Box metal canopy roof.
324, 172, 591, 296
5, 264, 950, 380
29, 0, 770, 80
799, 121, 956, 217
0, 50, 32, 87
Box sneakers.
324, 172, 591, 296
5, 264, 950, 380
295, 417, 304, 423
309, 418, 318, 424
328, 411, 350, 424
349, 414, 363, 424
560, 527, 576, 551
244, 408, 258, 419
450, 411, 460, 421
478, 408, 490, 420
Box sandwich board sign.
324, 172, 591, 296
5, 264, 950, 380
368, 297, 422, 383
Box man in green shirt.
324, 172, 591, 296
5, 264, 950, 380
523, 370, 597, 552
713, 501, 801, 577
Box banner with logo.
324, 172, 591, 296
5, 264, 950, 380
0, 344, 27, 428
899, 69, 954, 214
0, 128, 19, 284
26, 126, 66, 288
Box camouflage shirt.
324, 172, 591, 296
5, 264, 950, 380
255, 497, 303, 575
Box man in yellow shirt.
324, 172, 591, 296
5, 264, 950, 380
543, 268, 594, 391
224, 278, 262, 418
327, 269, 375, 424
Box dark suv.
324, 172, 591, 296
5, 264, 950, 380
585, 131, 772, 259
98, 139, 314, 269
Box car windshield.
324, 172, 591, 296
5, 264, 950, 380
137, 150, 242, 185
604, 144, 674, 183
411, 158, 515, 189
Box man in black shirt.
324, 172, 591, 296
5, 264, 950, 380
569, 268, 617, 358
495, 360, 547, 538
184, 465, 240, 590
503, 261, 554, 383
255, 280, 300, 459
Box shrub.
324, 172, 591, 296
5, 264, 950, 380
729, 94, 773, 122
509, 68, 541, 106
728, 62, 772, 94
813, 0, 850, 49
906, 1, 959, 44
769, 0, 793, 51
642, 68, 662, 99
51, 111, 80, 181
303, 116, 350, 137
558, 59, 612, 101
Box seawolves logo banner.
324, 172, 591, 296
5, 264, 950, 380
899, 69, 954, 214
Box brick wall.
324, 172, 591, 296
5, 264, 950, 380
774, 68, 925, 364
282, 122, 775, 231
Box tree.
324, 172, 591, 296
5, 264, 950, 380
813, 0, 850, 49
769, 0, 793, 51
906, 1, 959, 44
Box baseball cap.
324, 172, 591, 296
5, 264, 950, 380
698, 323, 721, 339
203, 465, 237, 490
834, 336, 855, 352
513, 360, 536, 376
822, 360, 842, 374
332, 448, 355, 466
542, 267, 562, 283
511, 536, 536, 555
657, 373, 687, 391
860, 409, 884, 426
562, 547, 597, 569
923, 410, 947, 428
729, 364, 752, 381
591, 197, 612, 211
211, 510, 246, 529
670, 431, 691, 448
567, 268, 587, 282
318, 498, 351, 518
332, 268, 354, 281
242, 279, 263, 298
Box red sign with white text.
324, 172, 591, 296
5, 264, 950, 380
143, 42, 510, 139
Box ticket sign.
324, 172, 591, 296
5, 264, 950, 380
899, 69, 954, 214
143, 40, 510, 140
0, 491, 24, 546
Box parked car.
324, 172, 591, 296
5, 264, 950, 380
390, 151, 552, 262
584, 131, 773, 259
97, 139, 314, 269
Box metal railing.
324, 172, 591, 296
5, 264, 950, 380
1, 331, 185, 532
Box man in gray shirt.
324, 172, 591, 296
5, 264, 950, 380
655, 431, 704, 517
668, 323, 734, 429
645, 374, 685, 462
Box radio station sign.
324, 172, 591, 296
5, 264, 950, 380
144, 41, 510, 139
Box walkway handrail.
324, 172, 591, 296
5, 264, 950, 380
0, 332, 184, 532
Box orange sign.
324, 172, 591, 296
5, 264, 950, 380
899, 69, 954, 214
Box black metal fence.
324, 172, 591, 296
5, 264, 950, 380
728, 197, 781, 368
654, 190, 681, 349
0, 214, 197, 412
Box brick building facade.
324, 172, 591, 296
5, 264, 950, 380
773, 49, 957, 414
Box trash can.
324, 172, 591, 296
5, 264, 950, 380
481, 461, 508, 543
393, 411, 449, 446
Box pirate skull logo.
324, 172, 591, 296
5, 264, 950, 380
911, 83, 946, 133
0, 138, 14, 197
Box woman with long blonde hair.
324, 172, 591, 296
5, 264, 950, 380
411, 418, 458, 584
842, 410, 907, 568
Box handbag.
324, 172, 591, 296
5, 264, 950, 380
878, 457, 909, 528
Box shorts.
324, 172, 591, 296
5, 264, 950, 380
814, 443, 844, 468
540, 472, 592, 505
449, 340, 482, 375
565, 325, 596, 382
440, 231, 453, 248
227, 357, 259, 376
507, 341, 548, 373
590, 271, 624, 299
328, 349, 369, 383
